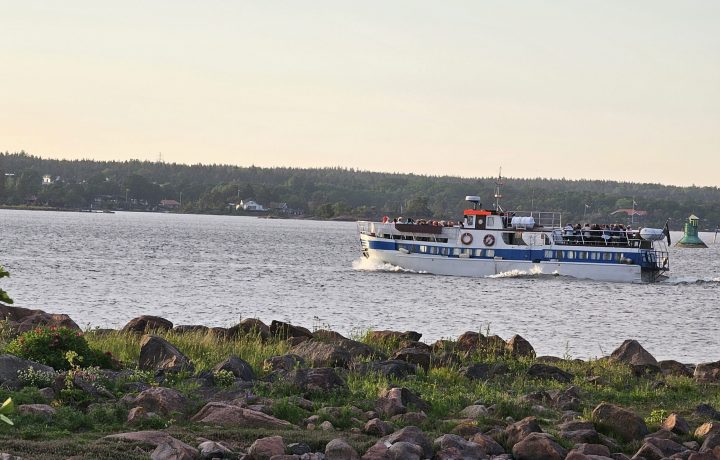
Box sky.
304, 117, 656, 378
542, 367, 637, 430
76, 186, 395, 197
1, 1, 718, 186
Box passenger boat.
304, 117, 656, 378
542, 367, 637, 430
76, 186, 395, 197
357, 190, 670, 283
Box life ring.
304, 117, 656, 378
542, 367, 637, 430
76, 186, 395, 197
460, 232, 473, 245
483, 234, 495, 246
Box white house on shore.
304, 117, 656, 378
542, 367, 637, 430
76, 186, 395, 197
238, 199, 266, 211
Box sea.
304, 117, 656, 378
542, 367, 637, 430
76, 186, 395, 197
1, 209, 719, 363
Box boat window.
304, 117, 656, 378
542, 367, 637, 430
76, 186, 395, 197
558, 250, 565, 259
566, 250, 574, 259
440, 247, 449, 256
603, 252, 612, 261
430, 246, 438, 255
579, 251, 587, 259
453, 248, 461, 256
419, 245, 428, 253
487, 217, 495, 227
474, 249, 483, 257
544, 250, 554, 258
615, 253, 622, 261
486, 249, 494, 258
466, 215, 476, 227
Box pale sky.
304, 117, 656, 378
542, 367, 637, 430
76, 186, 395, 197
1, 1, 718, 186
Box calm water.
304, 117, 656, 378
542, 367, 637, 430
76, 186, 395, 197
1, 209, 719, 363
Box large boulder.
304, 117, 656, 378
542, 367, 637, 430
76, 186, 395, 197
354, 360, 417, 379
270, 321, 313, 340
379, 426, 432, 459
659, 360, 694, 377
290, 340, 352, 368
138, 335, 193, 372
191, 402, 293, 428
511, 432, 566, 460
0, 305, 79, 333
263, 354, 305, 372
505, 416, 543, 447
325, 438, 360, 460
0, 354, 55, 388
367, 330, 421, 343
375, 387, 430, 418
460, 362, 508, 380
633, 436, 688, 460
248, 435, 285, 460
456, 331, 484, 351
433, 434, 487, 459
506, 335, 535, 357
694, 361, 720, 383
211, 356, 256, 381
468, 432, 505, 455
392, 348, 430, 372
592, 402, 648, 441
122, 315, 173, 333
527, 363, 573, 383
105, 431, 198, 460
227, 318, 271, 340
284, 367, 346, 392
609, 340, 658, 367
128, 387, 188, 416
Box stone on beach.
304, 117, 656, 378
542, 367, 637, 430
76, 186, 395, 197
138, 334, 194, 372
191, 402, 293, 428
122, 315, 173, 333
0, 304, 79, 333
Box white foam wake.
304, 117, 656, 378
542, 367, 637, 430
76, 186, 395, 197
486, 265, 545, 279
352, 258, 424, 274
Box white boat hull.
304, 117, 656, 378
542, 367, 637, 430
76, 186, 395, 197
366, 248, 644, 283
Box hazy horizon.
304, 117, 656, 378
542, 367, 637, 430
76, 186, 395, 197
2, 1, 718, 187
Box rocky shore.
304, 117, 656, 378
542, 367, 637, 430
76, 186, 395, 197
0, 305, 719, 460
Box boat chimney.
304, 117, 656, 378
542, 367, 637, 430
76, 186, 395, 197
465, 196, 482, 210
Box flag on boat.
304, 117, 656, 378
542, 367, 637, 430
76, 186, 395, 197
663, 219, 671, 245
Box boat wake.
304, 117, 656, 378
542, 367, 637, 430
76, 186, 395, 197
664, 276, 720, 285
486, 265, 545, 279
352, 258, 426, 274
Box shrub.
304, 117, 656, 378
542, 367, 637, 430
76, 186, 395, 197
17, 367, 58, 388
212, 369, 236, 388
5, 326, 114, 370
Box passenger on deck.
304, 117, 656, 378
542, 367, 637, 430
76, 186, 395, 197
564, 223, 574, 236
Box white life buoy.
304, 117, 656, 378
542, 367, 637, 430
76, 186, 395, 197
460, 233, 473, 245
483, 234, 495, 246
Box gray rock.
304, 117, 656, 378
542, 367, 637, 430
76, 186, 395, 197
249, 436, 285, 460
0, 354, 55, 388
592, 402, 648, 442
264, 354, 306, 372
138, 335, 193, 372
270, 321, 313, 340
511, 432, 566, 460
694, 361, 720, 383
609, 340, 659, 368
130, 387, 188, 416
122, 315, 173, 333
527, 363, 573, 383
506, 335, 535, 357
284, 368, 347, 392
387, 441, 423, 460
433, 434, 487, 459
325, 438, 359, 460
353, 360, 417, 379
379, 426, 432, 459
290, 340, 352, 368
391, 348, 430, 372
198, 440, 233, 459
228, 318, 271, 340
364, 418, 393, 437
459, 404, 489, 418
212, 356, 256, 381
17, 403, 55, 420
191, 402, 293, 428
0, 304, 79, 333
504, 416, 543, 447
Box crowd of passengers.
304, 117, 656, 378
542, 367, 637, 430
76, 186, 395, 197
382, 216, 461, 227
563, 223, 638, 242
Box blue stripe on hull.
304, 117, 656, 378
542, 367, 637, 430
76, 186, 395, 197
366, 239, 649, 267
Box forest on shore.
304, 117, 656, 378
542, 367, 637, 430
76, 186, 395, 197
1, 151, 719, 229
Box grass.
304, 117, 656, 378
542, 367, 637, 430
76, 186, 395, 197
0, 327, 719, 458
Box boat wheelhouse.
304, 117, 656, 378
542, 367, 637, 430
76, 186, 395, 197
357, 195, 669, 283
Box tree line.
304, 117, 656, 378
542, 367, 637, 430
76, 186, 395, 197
1, 151, 719, 229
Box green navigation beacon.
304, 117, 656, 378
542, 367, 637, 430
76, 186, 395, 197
675, 214, 708, 248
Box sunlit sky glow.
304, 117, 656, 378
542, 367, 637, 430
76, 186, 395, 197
1, 1, 718, 186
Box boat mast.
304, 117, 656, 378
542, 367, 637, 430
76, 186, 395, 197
494, 168, 504, 213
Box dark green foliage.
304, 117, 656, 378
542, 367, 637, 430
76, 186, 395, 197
2, 151, 719, 226
5, 326, 114, 370
0, 266, 12, 306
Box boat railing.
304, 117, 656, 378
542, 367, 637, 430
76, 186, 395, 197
555, 229, 648, 248
508, 211, 562, 229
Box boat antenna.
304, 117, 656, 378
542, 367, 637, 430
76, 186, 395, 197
494, 168, 504, 212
